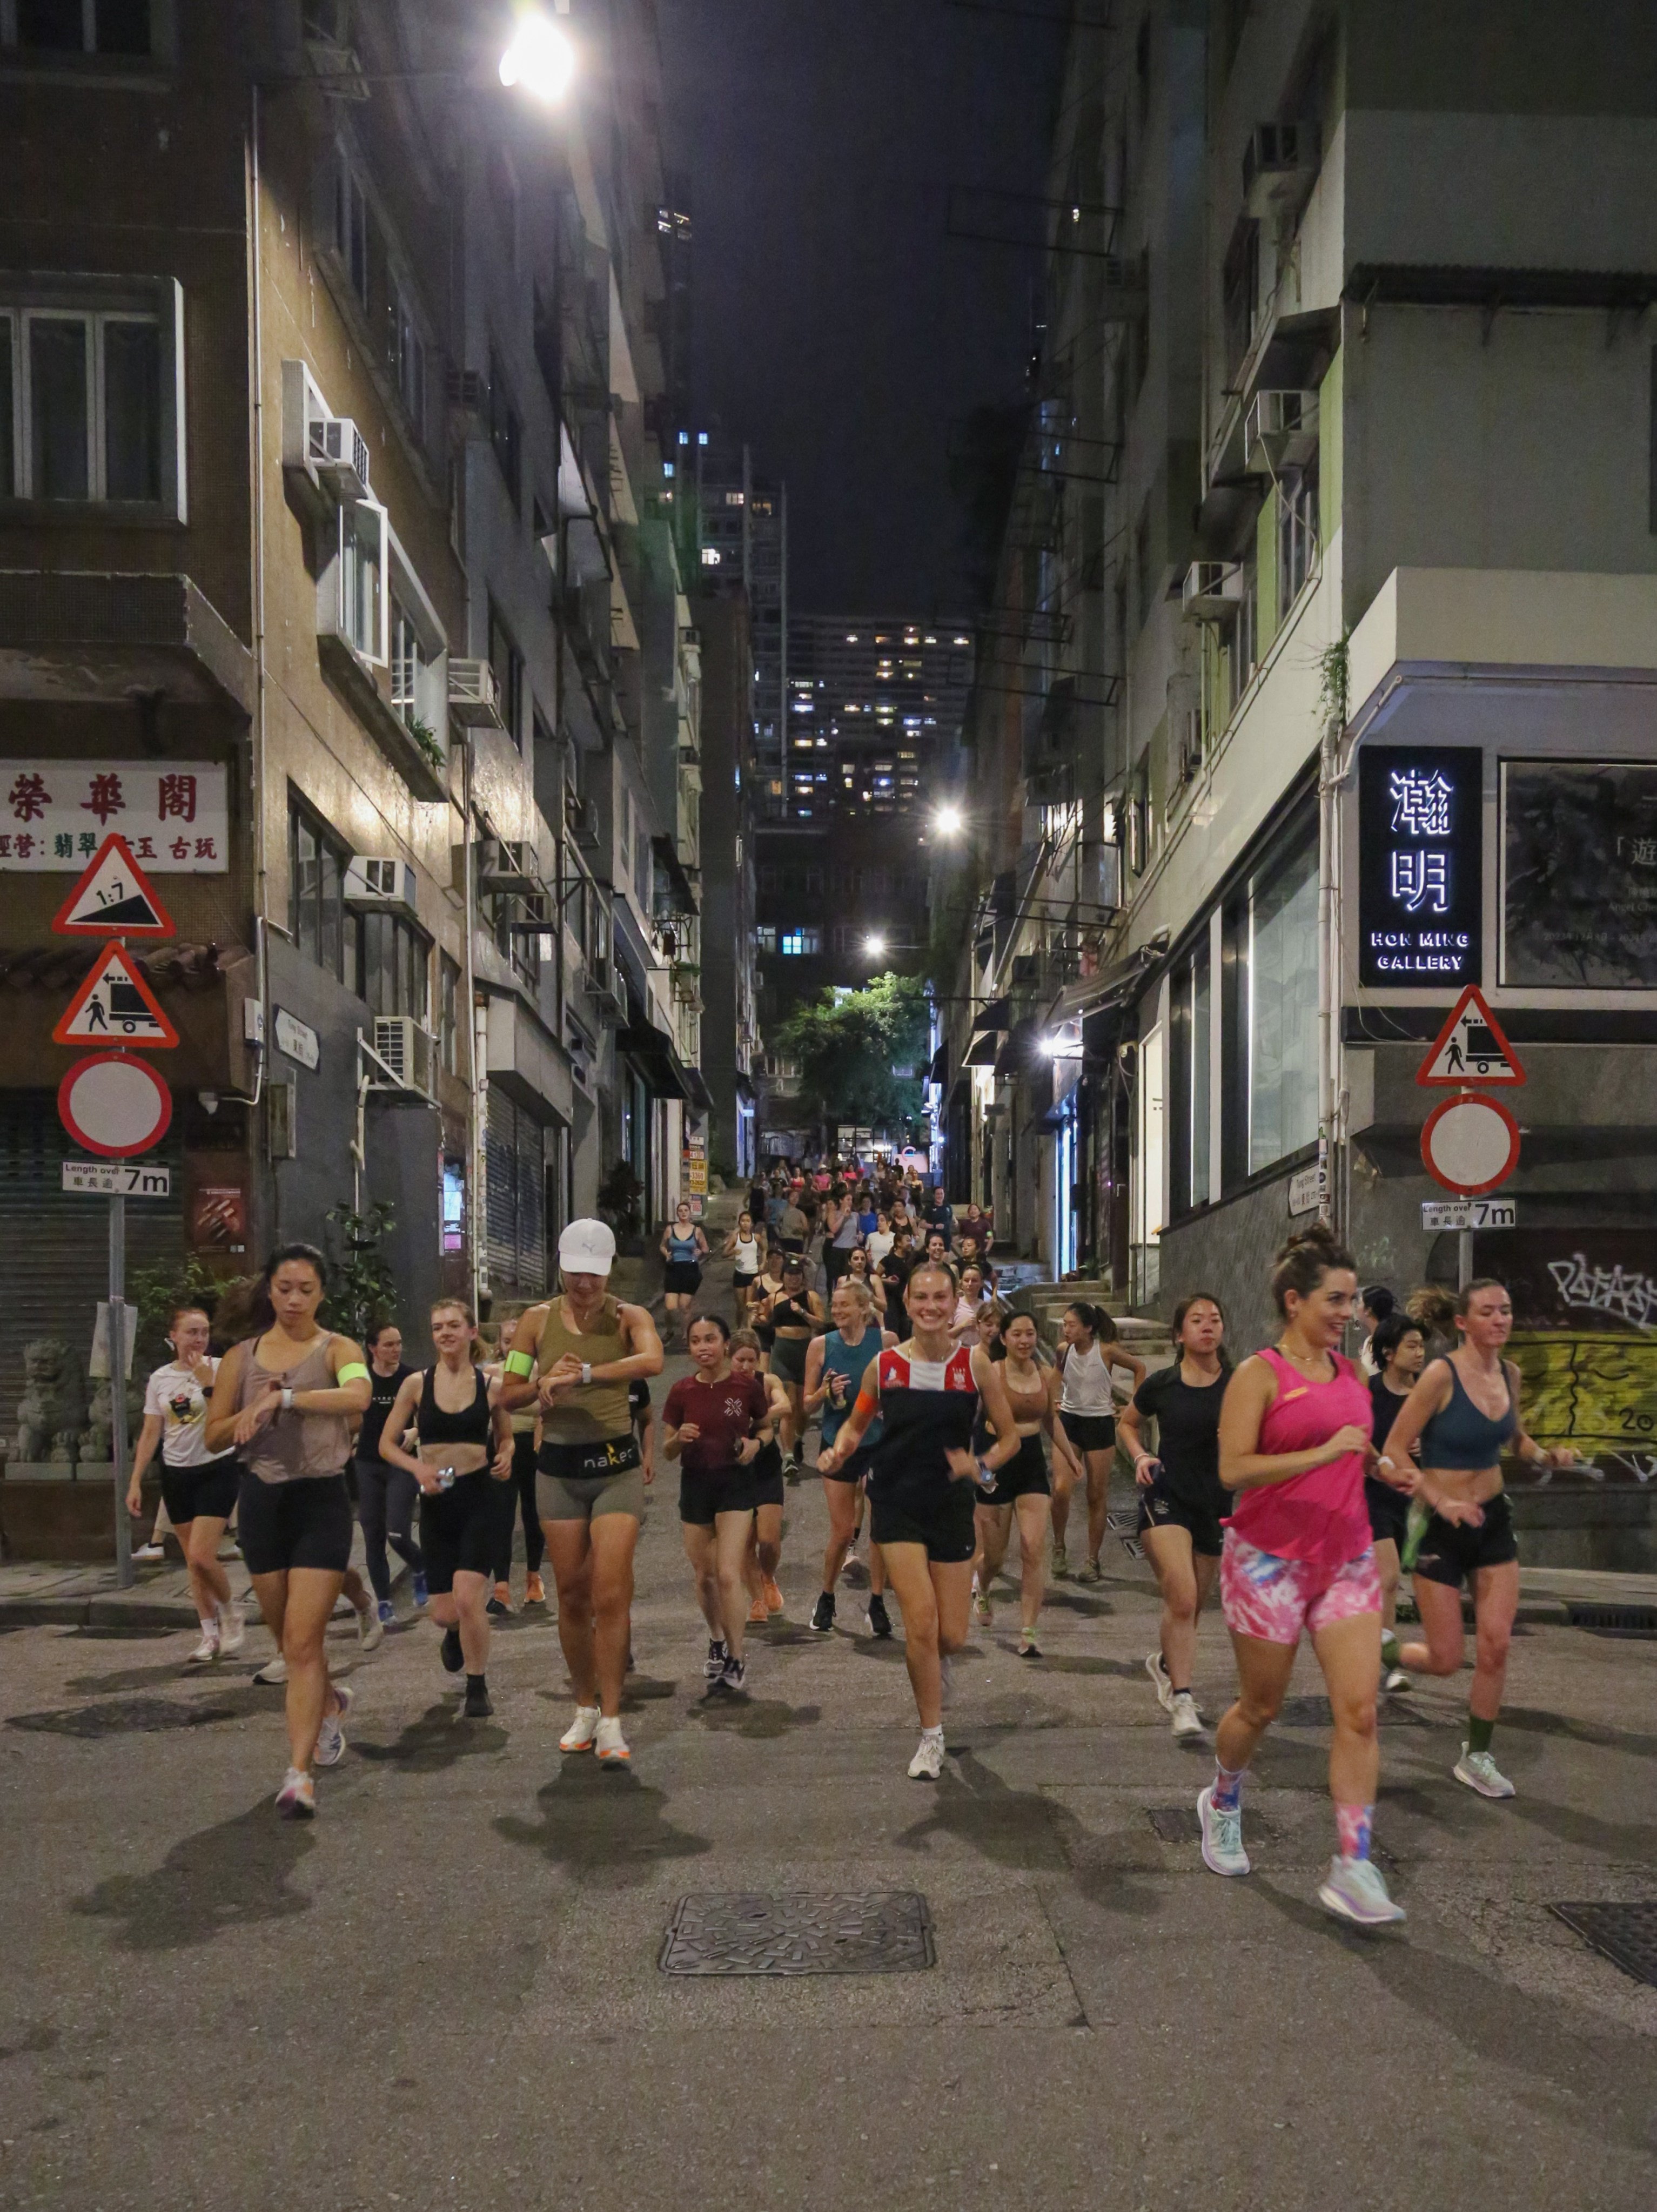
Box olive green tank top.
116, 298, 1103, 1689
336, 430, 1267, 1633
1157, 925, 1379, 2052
536, 1294, 632, 1443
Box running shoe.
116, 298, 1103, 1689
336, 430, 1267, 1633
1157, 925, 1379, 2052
486, 1594, 509, 1619
186, 1621, 219, 1665
1384, 1665, 1410, 1693
747, 1595, 769, 1626
810, 1592, 835, 1635
462, 1679, 494, 1720
720, 1654, 749, 1693
314, 1685, 352, 1767
704, 1637, 730, 1678
1170, 1691, 1204, 1742
357, 1604, 384, 1652
216, 1599, 245, 1657
253, 1654, 287, 1686
1017, 1628, 1042, 1659
971, 1577, 992, 1626
560, 1705, 601, 1752
524, 1572, 546, 1606
866, 1594, 893, 1639
411, 1571, 429, 1609
763, 1578, 785, 1617
1453, 1743, 1516, 1799
276, 1767, 316, 1820
1050, 1541, 1069, 1577
595, 1716, 631, 1764
1145, 1650, 1175, 1713
133, 1541, 165, 1561
375, 1598, 395, 1628
907, 1732, 945, 1781
1318, 1855, 1406, 1926
1076, 1556, 1102, 1584
440, 1625, 464, 1675
1197, 1785, 1250, 1877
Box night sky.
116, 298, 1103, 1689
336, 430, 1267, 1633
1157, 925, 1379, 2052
656, 0, 1068, 616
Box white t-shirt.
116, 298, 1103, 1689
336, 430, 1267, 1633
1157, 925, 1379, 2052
866, 1231, 895, 1267
144, 1358, 230, 1467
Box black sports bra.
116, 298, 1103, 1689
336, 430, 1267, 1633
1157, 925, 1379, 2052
416, 1364, 491, 1446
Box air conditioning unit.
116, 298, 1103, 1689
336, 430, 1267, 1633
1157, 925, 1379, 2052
477, 838, 540, 897
308, 415, 372, 501
370, 1016, 437, 1098
583, 955, 628, 1027
447, 658, 504, 729
345, 856, 418, 914
1180, 562, 1246, 623
1245, 388, 1320, 474
571, 797, 602, 851
1242, 122, 1320, 214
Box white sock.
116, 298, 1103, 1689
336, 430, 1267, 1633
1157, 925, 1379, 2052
199, 1612, 217, 1632
921, 1724, 944, 1745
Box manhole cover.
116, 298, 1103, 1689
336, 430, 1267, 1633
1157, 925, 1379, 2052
1146, 1805, 1200, 1843
8, 1698, 238, 1738
1549, 1901, 1657, 1986
660, 1891, 934, 1976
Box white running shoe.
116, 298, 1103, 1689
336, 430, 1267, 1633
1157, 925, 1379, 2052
314, 1684, 352, 1767
595, 1716, 631, 1765
356, 1604, 385, 1652
971, 1578, 992, 1626
1318, 1855, 1406, 1926
907, 1732, 945, 1780
1384, 1665, 1410, 1692
133, 1541, 165, 1561
1170, 1691, 1204, 1742
275, 1767, 315, 1820
252, 1653, 287, 1686
1197, 1785, 1250, 1876
216, 1599, 245, 1656
1145, 1650, 1173, 1713
186, 1621, 220, 1665
560, 1705, 601, 1753
1454, 1743, 1516, 1799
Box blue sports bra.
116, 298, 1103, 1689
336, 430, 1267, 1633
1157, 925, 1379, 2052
1417, 1359, 1517, 1470
668, 1229, 700, 1261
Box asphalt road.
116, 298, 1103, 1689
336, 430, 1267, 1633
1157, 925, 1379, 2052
3, 1349, 1656, 2210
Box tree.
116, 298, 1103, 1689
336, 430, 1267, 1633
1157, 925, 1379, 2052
775, 972, 931, 1134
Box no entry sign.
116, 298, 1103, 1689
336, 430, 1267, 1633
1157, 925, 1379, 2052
57, 1053, 172, 1159
1420, 1091, 1521, 1196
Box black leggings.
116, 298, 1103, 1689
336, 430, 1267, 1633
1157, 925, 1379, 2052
354, 1456, 424, 1603
492, 1431, 545, 1581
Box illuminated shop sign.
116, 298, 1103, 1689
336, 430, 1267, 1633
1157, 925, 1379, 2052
1358, 745, 1482, 986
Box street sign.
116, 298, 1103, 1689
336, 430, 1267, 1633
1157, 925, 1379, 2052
50, 833, 176, 937
1421, 1090, 1521, 1195
1418, 985, 1525, 1086
52, 944, 179, 1049
1423, 1196, 1518, 1232
62, 1159, 172, 1196
57, 1052, 172, 1158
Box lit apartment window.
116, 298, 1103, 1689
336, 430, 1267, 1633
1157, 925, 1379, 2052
702, 548, 721, 566
780, 928, 820, 956
2, 1, 156, 56
756, 926, 777, 953
0, 285, 182, 509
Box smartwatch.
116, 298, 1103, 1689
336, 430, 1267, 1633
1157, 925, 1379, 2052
580, 1362, 592, 1388
280, 1388, 294, 1411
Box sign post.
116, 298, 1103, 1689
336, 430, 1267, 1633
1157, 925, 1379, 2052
108, 1195, 131, 1588
1417, 989, 1526, 1290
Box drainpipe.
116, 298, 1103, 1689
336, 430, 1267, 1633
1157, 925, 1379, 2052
463, 737, 485, 1316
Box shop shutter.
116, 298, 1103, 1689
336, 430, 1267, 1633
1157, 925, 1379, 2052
515, 1110, 546, 1295
485, 1083, 549, 1298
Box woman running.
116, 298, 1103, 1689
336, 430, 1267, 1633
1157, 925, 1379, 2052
823, 1183, 863, 1294
1366, 1311, 1426, 1692
806, 1280, 897, 1638
501, 1219, 664, 1766
750, 1245, 788, 1371
126, 1303, 244, 1664
732, 1331, 790, 1628
949, 1264, 991, 1344
817, 1261, 1022, 1778
204, 1246, 373, 1820
971, 1310, 1078, 1657
843, 1242, 888, 1322
664, 1314, 772, 1693
1118, 1294, 1230, 1742
659, 1201, 709, 1350
755, 1255, 822, 1475
1380, 1278, 1576, 1799
353, 1320, 426, 1626
1055, 1302, 1144, 1581
724, 1210, 767, 1322
379, 1301, 514, 1719
1199, 1225, 1406, 1927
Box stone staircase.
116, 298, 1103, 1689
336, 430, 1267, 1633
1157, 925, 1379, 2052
1003, 1278, 1173, 1372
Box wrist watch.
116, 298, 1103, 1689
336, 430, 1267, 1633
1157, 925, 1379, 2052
280, 1388, 294, 1411
580, 1362, 592, 1388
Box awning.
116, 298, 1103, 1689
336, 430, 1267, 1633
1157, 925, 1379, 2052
1048, 938, 1166, 1024
964, 1028, 1000, 1066
993, 1016, 1042, 1080
619, 1011, 692, 1102
652, 833, 700, 918
975, 996, 1010, 1031
927, 1043, 949, 1086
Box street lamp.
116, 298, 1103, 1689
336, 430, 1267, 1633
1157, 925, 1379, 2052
499, 12, 575, 100
933, 803, 964, 838
864, 932, 887, 959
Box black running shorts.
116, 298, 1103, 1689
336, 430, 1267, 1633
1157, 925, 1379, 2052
237, 1471, 353, 1577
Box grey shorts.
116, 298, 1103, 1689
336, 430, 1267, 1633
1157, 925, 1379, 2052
535, 1435, 647, 1524
769, 1332, 811, 1386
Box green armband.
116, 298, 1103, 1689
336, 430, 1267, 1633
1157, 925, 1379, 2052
336, 1362, 370, 1386
504, 1350, 535, 1379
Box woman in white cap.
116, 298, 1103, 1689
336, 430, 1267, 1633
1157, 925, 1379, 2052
501, 1218, 664, 1765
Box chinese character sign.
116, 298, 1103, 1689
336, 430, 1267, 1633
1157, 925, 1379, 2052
0, 762, 228, 870
1358, 746, 1482, 986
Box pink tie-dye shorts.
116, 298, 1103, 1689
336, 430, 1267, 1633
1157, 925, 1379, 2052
1219, 1528, 1381, 1646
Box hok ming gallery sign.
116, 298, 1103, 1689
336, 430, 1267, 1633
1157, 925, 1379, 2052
1358, 746, 1482, 987
0, 761, 229, 871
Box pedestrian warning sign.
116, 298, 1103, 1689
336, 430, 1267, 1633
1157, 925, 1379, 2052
52, 944, 179, 1049
1417, 985, 1525, 1087
50, 833, 176, 938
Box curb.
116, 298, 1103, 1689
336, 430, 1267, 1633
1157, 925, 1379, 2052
0, 1595, 199, 1630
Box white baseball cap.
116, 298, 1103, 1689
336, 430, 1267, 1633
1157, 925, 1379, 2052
558, 1218, 615, 1278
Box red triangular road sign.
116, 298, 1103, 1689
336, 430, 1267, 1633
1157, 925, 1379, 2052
50, 833, 175, 937
52, 944, 179, 1050
1417, 985, 1526, 1086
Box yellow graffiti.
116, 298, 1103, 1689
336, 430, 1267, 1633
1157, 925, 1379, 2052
1508, 1330, 1657, 1457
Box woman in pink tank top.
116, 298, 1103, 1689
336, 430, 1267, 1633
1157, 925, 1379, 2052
1196, 1225, 1411, 1929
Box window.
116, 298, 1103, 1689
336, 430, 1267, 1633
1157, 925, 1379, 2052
391, 280, 425, 434
0, 298, 174, 505
334, 160, 370, 310
1226, 553, 1258, 710
488, 347, 520, 509
338, 500, 386, 662
1169, 942, 1211, 1216
780, 927, 820, 956
755, 925, 777, 954
5, 1, 153, 55
1222, 219, 1259, 374
803, 866, 824, 896
1277, 466, 1319, 612
356, 910, 430, 1021
488, 600, 524, 748
439, 953, 461, 1075
1245, 823, 1319, 1175
289, 795, 348, 983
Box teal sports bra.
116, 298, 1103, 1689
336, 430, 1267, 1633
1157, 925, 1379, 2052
1418, 1359, 1517, 1470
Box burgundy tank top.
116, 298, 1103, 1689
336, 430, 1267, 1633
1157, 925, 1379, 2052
1228, 1347, 1372, 1568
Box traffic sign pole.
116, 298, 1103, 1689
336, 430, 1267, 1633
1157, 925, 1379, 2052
110, 1194, 132, 1590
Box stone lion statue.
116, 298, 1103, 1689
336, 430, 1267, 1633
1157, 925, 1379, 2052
84, 1374, 145, 1465
16, 1337, 88, 1464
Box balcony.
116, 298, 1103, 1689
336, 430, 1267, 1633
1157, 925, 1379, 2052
0, 570, 254, 714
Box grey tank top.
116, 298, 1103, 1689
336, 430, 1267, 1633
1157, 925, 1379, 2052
238, 1334, 354, 1484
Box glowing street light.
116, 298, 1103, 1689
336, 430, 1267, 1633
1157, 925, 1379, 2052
933, 803, 964, 838
864, 933, 887, 959
499, 13, 575, 101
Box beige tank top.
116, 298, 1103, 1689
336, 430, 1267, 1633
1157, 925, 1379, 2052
536, 1295, 632, 1444
237, 1334, 354, 1485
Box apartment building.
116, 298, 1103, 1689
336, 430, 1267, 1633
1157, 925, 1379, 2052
0, 0, 705, 1429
